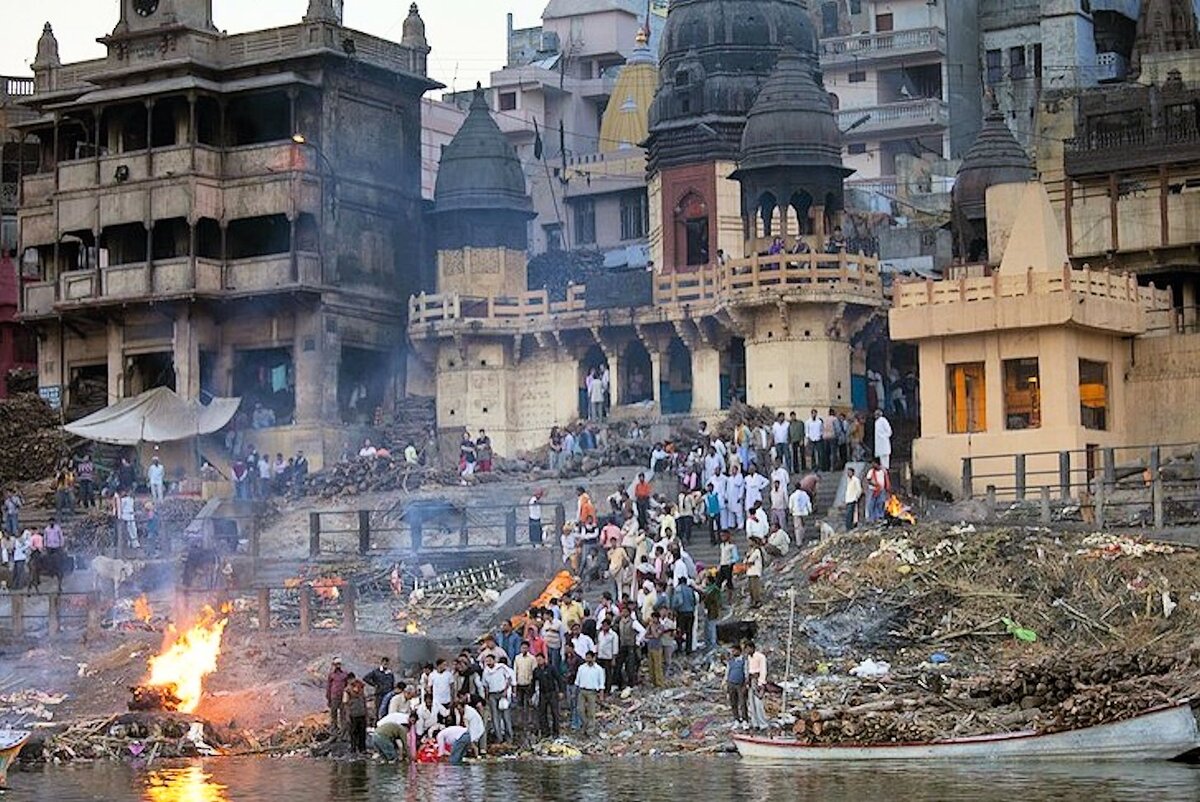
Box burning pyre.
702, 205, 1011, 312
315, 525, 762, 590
131, 605, 228, 714
885, 494, 917, 526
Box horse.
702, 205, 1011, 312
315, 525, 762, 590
27, 549, 67, 594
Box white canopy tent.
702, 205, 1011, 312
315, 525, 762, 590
64, 387, 240, 445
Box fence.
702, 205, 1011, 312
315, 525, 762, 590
961, 443, 1200, 528
0, 592, 102, 636
306, 502, 567, 557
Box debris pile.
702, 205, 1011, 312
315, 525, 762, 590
406, 560, 510, 616
746, 524, 1200, 744
37, 713, 222, 762
0, 393, 70, 483
302, 455, 439, 497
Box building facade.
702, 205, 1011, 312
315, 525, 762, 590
15, 0, 436, 467
411, 0, 886, 456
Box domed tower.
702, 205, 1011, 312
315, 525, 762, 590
645, 0, 816, 273
598, 27, 658, 153
730, 45, 849, 249
952, 100, 1035, 264
432, 84, 535, 296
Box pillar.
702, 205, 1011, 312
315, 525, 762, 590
692, 345, 722, 413
173, 307, 201, 400
293, 307, 338, 425
649, 348, 664, 413
107, 319, 125, 400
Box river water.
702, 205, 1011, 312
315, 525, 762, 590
10, 756, 1200, 801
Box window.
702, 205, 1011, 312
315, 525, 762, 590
498, 92, 517, 111
875, 13, 894, 32
986, 49, 1003, 85
620, 191, 649, 241
543, 223, 563, 252
821, 2, 840, 38
573, 199, 596, 246
1009, 46, 1027, 80
847, 142, 867, 155
849, 71, 867, 83
1079, 360, 1109, 431
675, 70, 690, 87
1003, 358, 1041, 430
849, 0, 862, 13
947, 362, 986, 434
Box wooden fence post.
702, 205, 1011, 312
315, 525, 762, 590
1150, 447, 1164, 530
505, 509, 517, 547
961, 458, 973, 499
1095, 480, 1107, 529
358, 510, 371, 555
309, 513, 321, 558
985, 485, 996, 519
258, 588, 271, 631
1040, 486, 1052, 525
298, 586, 312, 635
342, 584, 357, 634
1058, 451, 1071, 500
47, 594, 60, 636
11, 595, 24, 636
86, 592, 102, 639
1015, 454, 1027, 500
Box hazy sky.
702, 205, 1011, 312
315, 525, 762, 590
0, 0, 548, 95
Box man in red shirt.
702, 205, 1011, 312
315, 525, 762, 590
633, 473, 653, 531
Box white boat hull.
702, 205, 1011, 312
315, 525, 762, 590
734, 703, 1200, 762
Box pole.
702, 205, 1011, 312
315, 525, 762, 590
777, 585, 796, 725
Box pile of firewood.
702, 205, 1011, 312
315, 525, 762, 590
957, 650, 1178, 709
0, 393, 70, 484
302, 455, 442, 497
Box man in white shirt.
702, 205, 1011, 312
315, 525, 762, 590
745, 502, 769, 544
771, 413, 792, 472
768, 479, 788, 531
745, 537, 765, 607
430, 659, 456, 710
358, 439, 378, 459
481, 654, 512, 743
788, 483, 813, 542
596, 620, 620, 691
574, 651, 606, 736
119, 492, 139, 549
804, 410, 824, 473
723, 464, 746, 530
771, 458, 790, 494
743, 465, 769, 517
571, 623, 596, 661
746, 642, 770, 730
528, 489, 544, 546
437, 722, 474, 764
843, 465, 863, 531
766, 523, 791, 558
147, 457, 166, 502
874, 409, 893, 469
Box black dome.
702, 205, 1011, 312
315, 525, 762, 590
434, 85, 533, 216
952, 103, 1034, 224
647, 0, 817, 170
735, 47, 845, 174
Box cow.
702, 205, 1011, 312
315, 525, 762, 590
91, 555, 143, 597
28, 549, 67, 594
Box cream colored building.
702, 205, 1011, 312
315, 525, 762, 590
892, 181, 1171, 495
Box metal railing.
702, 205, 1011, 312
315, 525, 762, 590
306, 502, 567, 557
961, 443, 1200, 528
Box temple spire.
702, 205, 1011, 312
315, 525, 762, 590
1132, 0, 1200, 76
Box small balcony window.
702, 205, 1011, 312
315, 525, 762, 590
1003, 358, 1040, 430
947, 362, 986, 434
1079, 359, 1109, 431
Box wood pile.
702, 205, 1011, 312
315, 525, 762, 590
382, 396, 437, 453
301, 455, 442, 497
715, 401, 779, 442
0, 393, 70, 484
5, 367, 37, 396
37, 713, 222, 762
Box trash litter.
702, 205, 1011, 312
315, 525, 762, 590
1001, 617, 1038, 643
849, 659, 891, 679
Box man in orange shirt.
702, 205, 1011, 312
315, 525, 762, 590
633, 473, 653, 531
576, 486, 597, 528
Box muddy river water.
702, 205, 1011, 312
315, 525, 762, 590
11, 755, 1200, 801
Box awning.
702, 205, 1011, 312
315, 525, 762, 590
64, 386, 240, 446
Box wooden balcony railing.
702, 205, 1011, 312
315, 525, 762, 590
410, 252, 882, 327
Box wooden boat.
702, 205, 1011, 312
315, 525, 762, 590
0, 730, 29, 787
734, 703, 1200, 762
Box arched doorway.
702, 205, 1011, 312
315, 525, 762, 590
720, 337, 747, 410
662, 338, 694, 414
790, 190, 814, 237
578, 344, 607, 419
757, 192, 778, 239
622, 341, 653, 405
674, 191, 710, 269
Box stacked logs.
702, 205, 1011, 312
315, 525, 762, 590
958, 650, 1177, 710
302, 456, 439, 498
0, 393, 70, 484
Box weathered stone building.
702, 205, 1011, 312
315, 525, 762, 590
15, 1, 436, 466
410, 0, 885, 456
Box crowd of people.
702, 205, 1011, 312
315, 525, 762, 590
229, 447, 309, 500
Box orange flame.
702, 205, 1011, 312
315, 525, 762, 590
134, 594, 153, 624
311, 577, 344, 602
145, 606, 228, 714
886, 495, 917, 524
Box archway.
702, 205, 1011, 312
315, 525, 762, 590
621, 341, 653, 405
662, 338, 694, 414
673, 191, 710, 269
757, 192, 778, 239
790, 190, 814, 237
720, 337, 747, 410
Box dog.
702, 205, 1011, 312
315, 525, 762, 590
92, 555, 143, 597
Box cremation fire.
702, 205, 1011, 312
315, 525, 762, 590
405, 620, 424, 635
311, 577, 344, 602
134, 594, 153, 624
885, 494, 918, 525
141, 605, 228, 713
